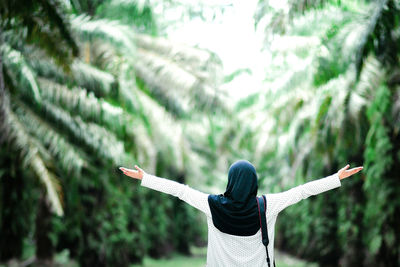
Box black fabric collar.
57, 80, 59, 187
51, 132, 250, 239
208, 160, 260, 236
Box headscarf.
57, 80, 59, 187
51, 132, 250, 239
208, 160, 260, 236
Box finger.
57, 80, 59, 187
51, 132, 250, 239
135, 165, 143, 172
122, 171, 131, 177
339, 165, 349, 173
350, 167, 363, 174
344, 167, 363, 177
348, 166, 363, 172
346, 170, 359, 176
122, 168, 137, 173
121, 168, 136, 175
123, 171, 137, 178
123, 171, 132, 176
340, 164, 350, 171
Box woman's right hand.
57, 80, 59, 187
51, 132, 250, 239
337, 164, 363, 180
120, 165, 144, 180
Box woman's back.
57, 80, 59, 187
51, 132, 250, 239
140, 171, 342, 267
206, 212, 277, 266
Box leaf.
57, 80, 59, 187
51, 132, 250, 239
1, 44, 41, 102
1, 93, 63, 215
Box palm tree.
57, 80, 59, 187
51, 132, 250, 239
245, 0, 400, 265
1, 0, 223, 265
0, 0, 78, 261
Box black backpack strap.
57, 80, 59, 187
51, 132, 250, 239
257, 195, 276, 267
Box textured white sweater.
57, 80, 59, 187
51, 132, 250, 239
141, 172, 341, 267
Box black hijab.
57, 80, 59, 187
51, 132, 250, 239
208, 160, 260, 236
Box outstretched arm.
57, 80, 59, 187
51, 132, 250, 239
266, 164, 363, 216
120, 165, 211, 217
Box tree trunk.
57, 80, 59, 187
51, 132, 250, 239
0, 40, 27, 261
0, 155, 25, 261
35, 193, 54, 263
0, 27, 6, 119
375, 130, 400, 267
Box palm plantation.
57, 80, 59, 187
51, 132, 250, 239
1, 0, 400, 266
1, 0, 222, 265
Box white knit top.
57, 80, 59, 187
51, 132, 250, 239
141, 172, 341, 267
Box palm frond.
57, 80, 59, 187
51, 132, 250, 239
96, 0, 157, 34
70, 15, 136, 57
288, 0, 335, 15
134, 34, 222, 86
135, 48, 221, 115
41, 99, 125, 164
1, 44, 41, 101
134, 50, 191, 117
134, 88, 190, 172
40, 0, 79, 56
37, 78, 128, 137
30, 58, 116, 96
256, 1, 345, 45
13, 99, 86, 175
316, 75, 350, 130
117, 62, 140, 113
135, 34, 224, 113
1, 0, 78, 68
29, 57, 65, 84
1, 93, 63, 215
353, 56, 386, 103
354, 0, 399, 78
349, 55, 386, 124
81, 40, 121, 72
71, 61, 115, 95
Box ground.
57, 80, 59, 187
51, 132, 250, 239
130, 246, 317, 267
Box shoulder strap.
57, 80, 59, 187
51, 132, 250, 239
257, 195, 276, 267
256, 196, 269, 246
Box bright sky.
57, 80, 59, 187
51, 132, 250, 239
163, 0, 270, 99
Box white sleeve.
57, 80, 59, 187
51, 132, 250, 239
140, 172, 211, 217
266, 172, 341, 216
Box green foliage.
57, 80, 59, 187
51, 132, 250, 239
354, 0, 400, 78
364, 85, 393, 186
96, 0, 158, 34
246, 0, 400, 265
362, 84, 399, 261
0, 0, 79, 68
1, 0, 221, 266
313, 21, 353, 86
2, 45, 41, 101
0, 150, 39, 261
2, 0, 400, 266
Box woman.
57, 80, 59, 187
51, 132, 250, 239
120, 160, 363, 267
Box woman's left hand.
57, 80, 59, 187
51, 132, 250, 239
120, 165, 144, 180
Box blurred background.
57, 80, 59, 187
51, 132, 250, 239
0, 0, 399, 266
